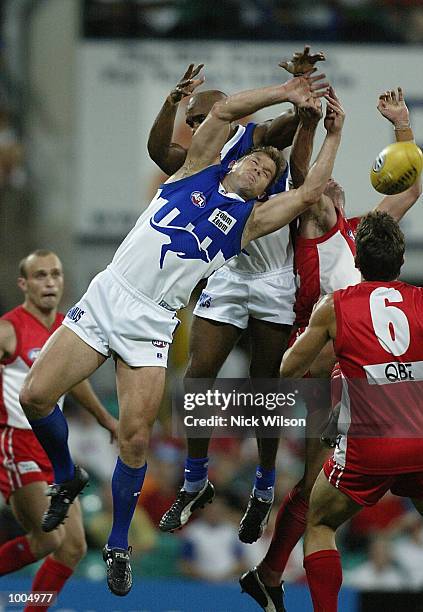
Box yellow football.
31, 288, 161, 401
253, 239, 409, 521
370, 141, 423, 195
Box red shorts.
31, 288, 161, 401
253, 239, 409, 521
324, 456, 423, 507
0, 426, 54, 503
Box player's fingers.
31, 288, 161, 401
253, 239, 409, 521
181, 63, 194, 80
311, 79, 329, 92
278, 60, 289, 69
398, 86, 404, 101
325, 94, 343, 112
191, 63, 204, 78
179, 78, 194, 87
308, 71, 326, 80
311, 52, 326, 63
303, 45, 311, 56
191, 76, 205, 89
328, 86, 340, 101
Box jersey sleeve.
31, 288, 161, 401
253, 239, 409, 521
220, 122, 257, 171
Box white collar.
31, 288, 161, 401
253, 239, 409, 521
218, 182, 245, 202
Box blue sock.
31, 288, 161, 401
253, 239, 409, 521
108, 457, 147, 550
183, 456, 208, 493
253, 466, 275, 502
29, 405, 75, 483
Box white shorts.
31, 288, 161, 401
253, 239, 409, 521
193, 266, 295, 329
63, 266, 179, 367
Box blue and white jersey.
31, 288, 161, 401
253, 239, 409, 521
219, 123, 293, 275
110, 164, 255, 310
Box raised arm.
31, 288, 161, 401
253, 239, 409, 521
70, 379, 118, 442
281, 294, 336, 378
289, 101, 322, 187
373, 87, 422, 221
147, 64, 204, 175
169, 72, 329, 183
242, 89, 344, 243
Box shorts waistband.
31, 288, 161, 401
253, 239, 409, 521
106, 265, 177, 318
218, 265, 294, 280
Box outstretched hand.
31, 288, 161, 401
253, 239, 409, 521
377, 87, 409, 126
324, 87, 345, 134
298, 97, 323, 125
169, 63, 205, 105
284, 72, 329, 108
279, 45, 326, 76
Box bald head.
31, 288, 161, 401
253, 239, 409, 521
185, 89, 227, 133
19, 249, 59, 279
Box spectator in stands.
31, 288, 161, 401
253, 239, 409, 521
344, 535, 407, 591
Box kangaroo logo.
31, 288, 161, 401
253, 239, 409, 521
150, 216, 210, 269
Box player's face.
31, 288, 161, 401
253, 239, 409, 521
19, 254, 64, 312
230, 152, 276, 199
185, 98, 212, 135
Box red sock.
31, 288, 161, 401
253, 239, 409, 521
264, 484, 308, 573
0, 535, 36, 575
304, 550, 342, 612
25, 556, 73, 612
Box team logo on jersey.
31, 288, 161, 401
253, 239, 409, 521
66, 306, 85, 323
28, 348, 41, 362
190, 191, 206, 208
198, 291, 212, 308
347, 228, 355, 241
150, 215, 210, 268
208, 209, 237, 235
152, 340, 168, 348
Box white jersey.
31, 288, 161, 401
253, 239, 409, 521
110, 164, 256, 311
219, 123, 293, 275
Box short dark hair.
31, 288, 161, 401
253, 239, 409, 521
355, 211, 405, 281
245, 146, 286, 187
19, 249, 56, 278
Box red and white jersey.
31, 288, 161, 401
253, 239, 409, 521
0, 306, 64, 429
333, 281, 423, 474
294, 210, 361, 327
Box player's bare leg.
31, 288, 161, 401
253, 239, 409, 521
303, 471, 361, 612
6, 483, 86, 603
103, 360, 165, 596
239, 318, 292, 544
19, 326, 107, 532
10, 482, 65, 560
159, 315, 242, 532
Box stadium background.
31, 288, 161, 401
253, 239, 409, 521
0, 1, 423, 610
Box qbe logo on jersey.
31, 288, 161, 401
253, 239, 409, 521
208, 209, 237, 235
